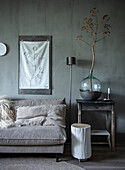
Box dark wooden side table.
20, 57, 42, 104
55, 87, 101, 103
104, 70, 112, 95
76, 99, 115, 150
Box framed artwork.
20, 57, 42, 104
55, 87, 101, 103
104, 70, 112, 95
18, 36, 52, 95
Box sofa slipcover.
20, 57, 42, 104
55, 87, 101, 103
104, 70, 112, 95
0, 98, 67, 160
0, 125, 66, 146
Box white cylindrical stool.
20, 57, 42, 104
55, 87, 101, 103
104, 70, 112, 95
71, 123, 91, 161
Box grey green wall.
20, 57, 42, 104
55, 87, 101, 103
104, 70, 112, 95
0, 0, 125, 142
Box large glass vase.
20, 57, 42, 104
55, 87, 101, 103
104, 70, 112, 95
80, 71, 101, 100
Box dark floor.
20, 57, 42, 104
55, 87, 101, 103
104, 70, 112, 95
61, 143, 125, 170
0, 143, 125, 170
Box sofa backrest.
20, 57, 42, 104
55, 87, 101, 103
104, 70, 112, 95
12, 98, 66, 128
12, 98, 66, 108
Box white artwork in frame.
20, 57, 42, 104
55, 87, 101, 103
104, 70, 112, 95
18, 36, 52, 95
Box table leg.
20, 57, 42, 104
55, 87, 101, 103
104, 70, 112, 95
78, 103, 81, 123
106, 111, 110, 132
111, 108, 115, 150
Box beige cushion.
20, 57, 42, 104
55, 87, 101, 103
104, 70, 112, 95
16, 104, 66, 128
43, 104, 66, 128
16, 106, 47, 119
15, 116, 45, 126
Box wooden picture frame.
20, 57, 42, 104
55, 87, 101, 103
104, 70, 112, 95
18, 35, 52, 95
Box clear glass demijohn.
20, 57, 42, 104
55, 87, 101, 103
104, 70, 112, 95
80, 71, 102, 100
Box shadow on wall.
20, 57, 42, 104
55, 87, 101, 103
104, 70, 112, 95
77, 59, 91, 68
77, 59, 102, 69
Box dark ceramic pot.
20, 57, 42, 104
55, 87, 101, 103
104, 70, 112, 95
80, 89, 101, 101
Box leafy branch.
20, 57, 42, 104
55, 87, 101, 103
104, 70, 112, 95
77, 8, 111, 74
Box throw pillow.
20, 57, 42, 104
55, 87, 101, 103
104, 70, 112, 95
15, 116, 45, 126
43, 104, 66, 128
16, 104, 66, 128
16, 105, 48, 119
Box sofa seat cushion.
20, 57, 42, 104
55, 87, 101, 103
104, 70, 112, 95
0, 125, 66, 146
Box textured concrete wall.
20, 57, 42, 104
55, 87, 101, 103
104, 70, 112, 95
0, 0, 125, 140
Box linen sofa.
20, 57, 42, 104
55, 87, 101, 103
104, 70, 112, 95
0, 98, 67, 161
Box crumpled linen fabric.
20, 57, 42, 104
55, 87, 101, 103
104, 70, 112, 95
0, 96, 15, 128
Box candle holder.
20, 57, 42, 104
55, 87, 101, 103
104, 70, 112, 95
107, 88, 110, 100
